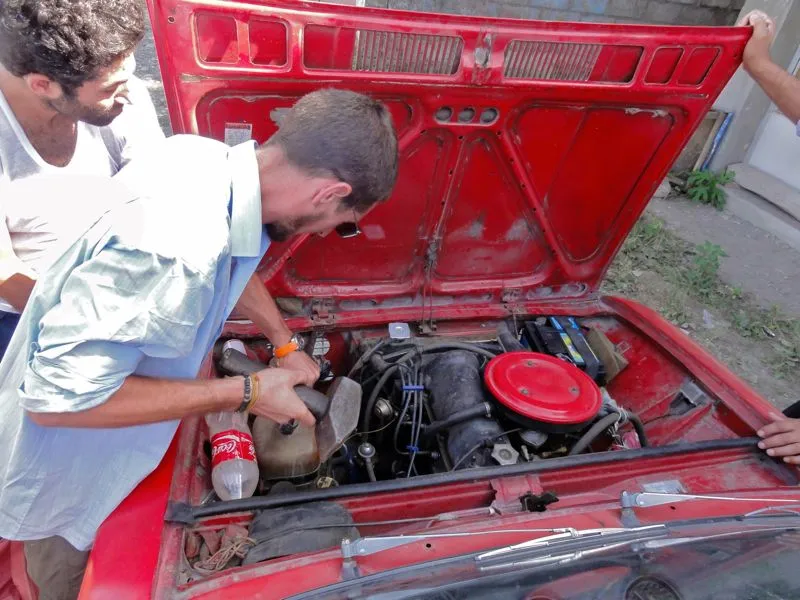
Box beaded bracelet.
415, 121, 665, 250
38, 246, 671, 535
236, 375, 252, 413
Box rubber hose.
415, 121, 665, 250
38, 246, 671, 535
365, 457, 377, 482
497, 322, 525, 352
422, 403, 493, 438
628, 413, 649, 448
568, 413, 621, 456
361, 365, 399, 440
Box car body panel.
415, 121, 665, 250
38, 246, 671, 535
76, 2, 777, 598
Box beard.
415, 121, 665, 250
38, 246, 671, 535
265, 214, 321, 242
48, 96, 125, 127
265, 222, 294, 242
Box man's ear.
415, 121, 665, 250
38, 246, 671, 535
23, 74, 63, 100
314, 181, 352, 207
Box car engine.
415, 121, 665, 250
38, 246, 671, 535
212, 317, 646, 496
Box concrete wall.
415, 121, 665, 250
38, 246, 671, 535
711, 0, 800, 170
362, 0, 746, 25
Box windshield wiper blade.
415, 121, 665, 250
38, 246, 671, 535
478, 539, 641, 571
475, 525, 666, 563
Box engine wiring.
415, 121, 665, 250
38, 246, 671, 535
351, 324, 647, 483
393, 360, 428, 478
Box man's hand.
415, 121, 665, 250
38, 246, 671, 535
738, 10, 776, 73
252, 368, 316, 427
277, 351, 320, 386
758, 413, 800, 464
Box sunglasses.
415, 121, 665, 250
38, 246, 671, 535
334, 209, 361, 239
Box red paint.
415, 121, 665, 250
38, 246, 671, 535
485, 352, 602, 427
146, 0, 747, 314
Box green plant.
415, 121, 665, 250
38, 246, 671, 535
772, 341, 800, 379
685, 241, 726, 298
663, 288, 692, 326
686, 169, 735, 209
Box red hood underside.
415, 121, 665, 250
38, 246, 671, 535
148, 0, 748, 313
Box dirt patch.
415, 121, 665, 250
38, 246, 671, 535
649, 196, 800, 316
604, 215, 800, 411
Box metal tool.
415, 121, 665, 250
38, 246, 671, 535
217, 348, 361, 461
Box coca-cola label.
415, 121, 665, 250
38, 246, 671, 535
210, 430, 256, 467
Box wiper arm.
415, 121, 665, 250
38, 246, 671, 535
340, 527, 574, 579
475, 525, 666, 564
622, 491, 800, 509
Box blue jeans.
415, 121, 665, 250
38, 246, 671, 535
0, 311, 20, 361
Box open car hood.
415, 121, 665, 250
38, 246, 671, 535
147, 0, 747, 315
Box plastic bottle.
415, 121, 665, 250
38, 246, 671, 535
206, 410, 259, 500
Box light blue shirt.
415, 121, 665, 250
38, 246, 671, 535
0, 135, 269, 550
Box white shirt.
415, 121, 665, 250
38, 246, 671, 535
0, 75, 164, 312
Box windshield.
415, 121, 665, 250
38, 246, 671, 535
292, 518, 800, 600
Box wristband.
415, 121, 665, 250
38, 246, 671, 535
274, 340, 299, 359
246, 374, 260, 412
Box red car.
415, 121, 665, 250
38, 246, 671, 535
9, 1, 800, 598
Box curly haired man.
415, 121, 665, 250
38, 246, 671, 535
0, 0, 163, 360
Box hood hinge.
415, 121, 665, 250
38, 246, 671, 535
310, 298, 336, 325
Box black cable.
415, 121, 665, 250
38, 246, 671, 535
449, 429, 521, 471
379, 342, 499, 364
361, 365, 399, 440
406, 367, 417, 476
424, 401, 453, 471
364, 456, 377, 482
393, 370, 414, 455
363, 342, 497, 437
628, 413, 650, 448
422, 403, 493, 438
568, 413, 621, 456
347, 338, 386, 378
407, 362, 425, 478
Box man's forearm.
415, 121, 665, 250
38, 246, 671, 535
746, 58, 800, 124
0, 272, 36, 312
27, 374, 242, 428
0, 252, 37, 312
234, 273, 293, 346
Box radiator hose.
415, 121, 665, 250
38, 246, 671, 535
569, 411, 649, 456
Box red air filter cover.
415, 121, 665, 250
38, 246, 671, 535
484, 351, 602, 432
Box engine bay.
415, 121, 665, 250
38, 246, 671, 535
173, 313, 775, 581
208, 316, 650, 496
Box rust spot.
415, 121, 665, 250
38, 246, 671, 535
180, 73, 208, 83
505, 219, 530, 241
468, 214, 485, 239
624, 107, 668, 118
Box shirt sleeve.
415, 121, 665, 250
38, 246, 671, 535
19, 240, 216, 413
102, 75, 166, 171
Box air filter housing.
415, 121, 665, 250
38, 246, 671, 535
484, 351, 602, 433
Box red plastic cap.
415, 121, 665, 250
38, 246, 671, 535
484, 351, 602, 427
